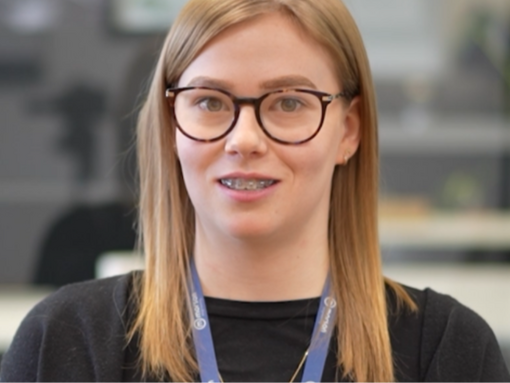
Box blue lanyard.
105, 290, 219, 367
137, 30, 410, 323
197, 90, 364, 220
189, 260, 337, 382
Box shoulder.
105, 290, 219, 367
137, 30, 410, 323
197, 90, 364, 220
387, 283, 510, 381
419, 287, 510, 381
0, 273, 138, 382
387, 283, 493, 340
21, 272, 134, 337
418, 287, 489, 351
33, 271, 133, 319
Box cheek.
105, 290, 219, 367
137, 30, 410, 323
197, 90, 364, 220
175, 137, 203, 188
175, 134, 207, 169
175, 135, 220, 193
175, 133, 188, 162
290, 139, 342, 195
286, 147, 338, 187
302, 126, 343, 172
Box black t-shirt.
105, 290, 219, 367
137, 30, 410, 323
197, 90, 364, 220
1, 273, 509, 382
121, 294, 339, 382
207, 296, 332, 382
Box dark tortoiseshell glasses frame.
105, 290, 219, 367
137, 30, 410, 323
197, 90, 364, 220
165, 86, 351, 145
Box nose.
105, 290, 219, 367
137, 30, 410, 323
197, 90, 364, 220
224, 105, 268, 157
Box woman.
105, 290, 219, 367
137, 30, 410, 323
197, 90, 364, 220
2, 0, 509, 381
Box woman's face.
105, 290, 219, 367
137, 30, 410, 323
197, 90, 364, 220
176, 12, 360, 244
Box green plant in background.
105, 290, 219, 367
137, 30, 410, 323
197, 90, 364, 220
504, 16, 510, 119
439, 172, 485, 211
465, 7, 510, 116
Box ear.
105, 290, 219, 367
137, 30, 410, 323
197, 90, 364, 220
335, 96, 361, 165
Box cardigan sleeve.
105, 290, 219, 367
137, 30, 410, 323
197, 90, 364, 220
421, 289, 510, 382
0, 275, 132, 382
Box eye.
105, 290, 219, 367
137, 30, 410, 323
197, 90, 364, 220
198, 97, 225, 112
280, 98, 300, 112
264, 91, 316, 116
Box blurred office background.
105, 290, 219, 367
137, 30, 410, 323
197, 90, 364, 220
0, 0, 509, 368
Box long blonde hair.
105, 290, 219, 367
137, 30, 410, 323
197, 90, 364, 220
132, 0, 415, 381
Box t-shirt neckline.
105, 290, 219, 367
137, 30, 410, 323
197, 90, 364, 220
204, 296, 321, 320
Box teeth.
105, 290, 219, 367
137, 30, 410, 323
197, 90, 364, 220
220, 178, 275, 190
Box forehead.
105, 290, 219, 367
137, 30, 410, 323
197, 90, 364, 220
177, 12, 339, 93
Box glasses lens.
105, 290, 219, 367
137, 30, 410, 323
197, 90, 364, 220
174, 88, 234, 140
260, 90, 322, 143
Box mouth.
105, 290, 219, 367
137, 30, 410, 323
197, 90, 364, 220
219, 178, 277, 191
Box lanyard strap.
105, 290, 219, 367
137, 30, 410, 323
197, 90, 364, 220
189, 260, 336, 383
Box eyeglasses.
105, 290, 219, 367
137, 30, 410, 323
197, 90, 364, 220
165, 86, 349, 145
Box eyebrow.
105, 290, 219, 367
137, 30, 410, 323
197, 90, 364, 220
185, 75, 317, 91
260, 75, 317, 90
187, 77, 232, 89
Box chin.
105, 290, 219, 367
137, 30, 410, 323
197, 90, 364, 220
223, 221, 279, 242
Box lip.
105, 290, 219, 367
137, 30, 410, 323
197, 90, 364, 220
216, 172, 279, 202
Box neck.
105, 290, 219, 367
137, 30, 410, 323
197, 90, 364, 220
194, 229, 329, 302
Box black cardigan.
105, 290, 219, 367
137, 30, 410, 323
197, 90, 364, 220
1, 273, 509, 382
